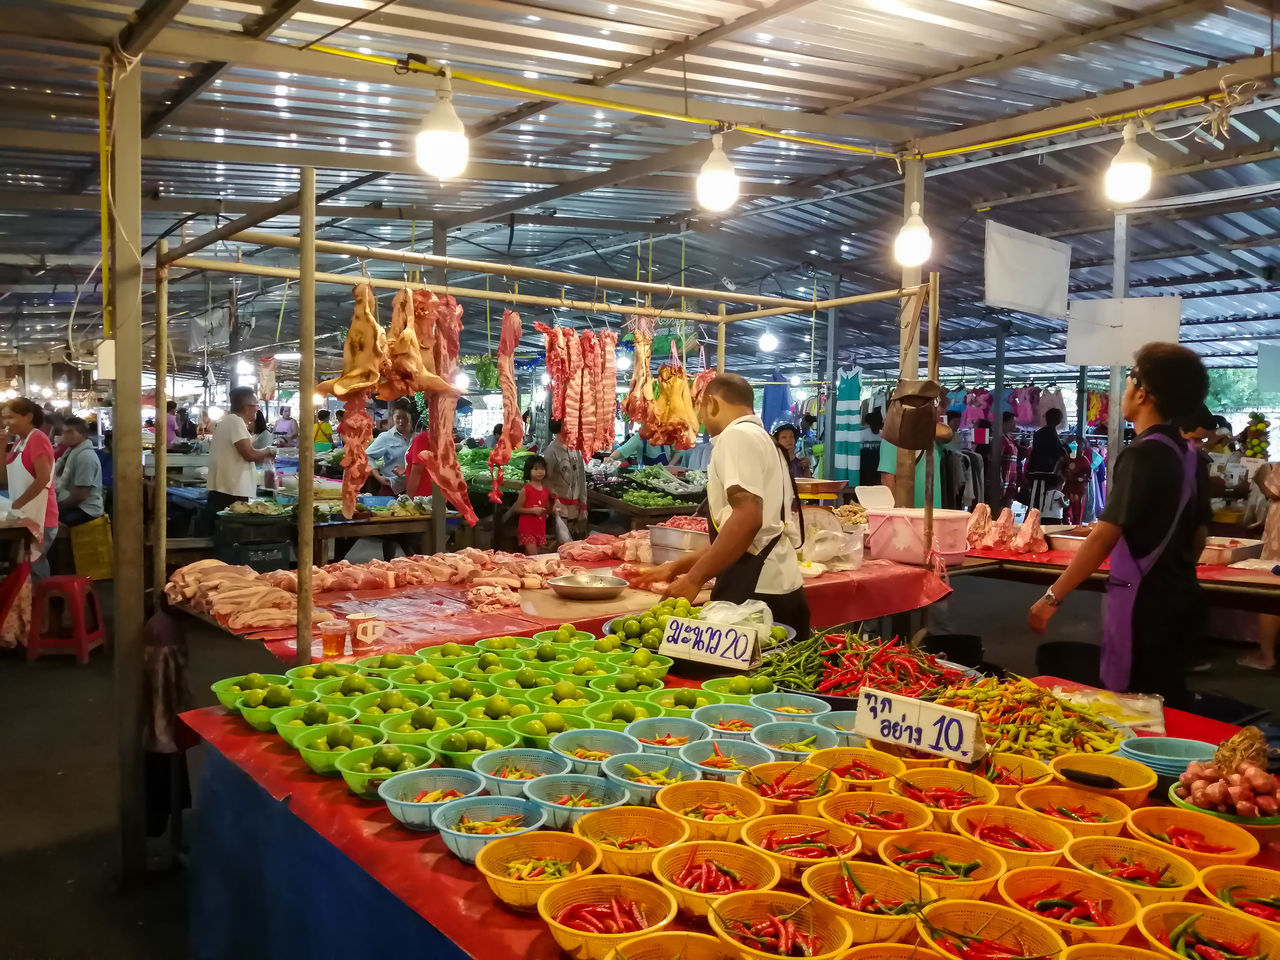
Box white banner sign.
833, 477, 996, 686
853, 687, 984, 762
658, 616, 761, 671
1065, 297, 1181, 367
984, 220, 1072, 320
1257, 342, 1280, 394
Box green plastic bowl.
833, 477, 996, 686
426, 726, 520, 769
548, 659, 617, 684
236, 688, 318, 731
387, 663, 458, 689
379, 707, 465, 745
702, 676, 774, 704
647, 687, 722, 717
587, 673, 665, 702
507, 712, 592, 749
415, 643, 480, 665
534, 629, 594, 645
570, 636, 627, 656
456, 694, 533, 729
354, 652, 424, 679
272, 702, 358, 745
314, 674, 390, 705
581, 698, 664, 731
284, 663, 358, 692
350, 688, 430, 726
523, 684, 605, 717
489, 667, 556, 693
511, 643, 574, 664
453, 655, 522, 682
335, 743, 436, 798
423, 678, 497, 709
210, 673, 289, 709
475, 635, 537, 654
604, 651, 674, 679
296, 723, 386, 774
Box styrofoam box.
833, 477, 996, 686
863, 507, 971, 567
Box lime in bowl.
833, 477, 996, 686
355, 652, 424, 679
236, 685, 317, 732
350, 687, 430, 726
272, 701, 358, 745
335, 743, 436, 799
427, 725, 520, 770
211, 672, 288, 709
703, 675, 774, 704
379, 706, 465, 746
507, 712, 591, 750
285, 662, 357, 693
314, 673, 390, 705
296, 722, 386, 775
388, 662, 458, 690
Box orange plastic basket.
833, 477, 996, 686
1137, 901, 1280, 960
707, 889, 853, 960
737, 761, 845, 817
996, 864, 1142, 946
949, 752, 1053, 806
1015, 785, 1130, 837
875, 830, 1006, 901
869, 740, 950, 768
890, 769, 1000, 832
1126, 806, 1260, 869
1062, 944, 1166, 960
601, 931, 736, 960
801, 859, 937, 945
651, 840, 781, 919
816, 791, 933, 847
1050, 753, 1157, 808
741, 814, 861, 884
1198, 864, 1280, 933
1063, 836, 1197, 907
653, 780, 766, 842
952, 804, 1072, 869
810, 747, 905, 793
537, 874, 678, 960
474, 831, 602, 911
914, 900, 1067, 960
841, 943, 947, 960
571, 806, 690, 877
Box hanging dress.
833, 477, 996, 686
831, 366, 862, 486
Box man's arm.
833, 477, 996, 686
663, 487, 763, 602
1028, 520, 1123, 633
234, 438, 275, 464
60, 485, 91, 509
880, 472, 896, 496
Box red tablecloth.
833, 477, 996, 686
969, 548, 1279, 588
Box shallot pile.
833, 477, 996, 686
1175, 760, 1279, 818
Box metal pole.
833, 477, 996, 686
110, 58, 146, 881
716, 305, 726, 373
160, 192, 301, 264
296, 168, 315, 666
1077, 367, 1088, 441
990, 323, 1007, 509
1108, 213, 1130, 489
896, 157, 924, 508
152, 239, 168, 600
923, 271, 941, 559
431, 222, 447, 551
823, 272, 839, 482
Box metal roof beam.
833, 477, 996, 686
1154, 220, 1275, 280
117, 0, 190, 58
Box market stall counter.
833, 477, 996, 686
587, 488, 700, 530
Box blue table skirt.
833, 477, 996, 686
189, 748, 469, 960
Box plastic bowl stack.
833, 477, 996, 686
1117, 736, 1216, 786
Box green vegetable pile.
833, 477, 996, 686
621, 488, 681, 507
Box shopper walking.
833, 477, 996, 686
4, 397, 58, 578
1025, 407, 1068, 520
207, 388, 275, 519
543, 419, 587, 541
1029, 343, 1210, 707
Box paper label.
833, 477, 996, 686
658, 616, 761, 670
853, 687, 984, 761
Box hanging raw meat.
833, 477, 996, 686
317, 284, 384, 398
534, 322, 569, 421
596, 328, 617, 454
562, 331, 584, 451
642, 346, 698, 450
487, 309, 524, 502
690, 368, 716, 411
338, 396, 374, 518
378, 288, 459, 400
578, 330, 600, 456
417, 294, 478, 526
622, 318, 654, 429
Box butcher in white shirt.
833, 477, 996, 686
207, 387, 276, 516
639, 373, 808, 636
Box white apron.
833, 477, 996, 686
7, 431, 53, 559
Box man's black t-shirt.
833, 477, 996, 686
1027, 426, 1066, 475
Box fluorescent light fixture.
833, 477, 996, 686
696, 132, 739, 212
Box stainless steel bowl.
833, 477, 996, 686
547, 574, 629, 601
648, 525, 710, 550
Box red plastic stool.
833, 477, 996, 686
26, 575, 106, 665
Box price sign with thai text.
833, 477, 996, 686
853, 687, 984, 762
658, 617, 762, 670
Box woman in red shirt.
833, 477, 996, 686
4, 397, 58, 577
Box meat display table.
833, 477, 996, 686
309, 514, 476, 565
587, 489, 699, 530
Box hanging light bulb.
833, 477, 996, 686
894, 201, 932, 267
616, 353, 632, 371
789, 375, 802, 386
1105, 121, 1153, 204
453, 370, 469, 389
696, 133, 739, 212
415, 70, 469, 179
759, 331, 778, 352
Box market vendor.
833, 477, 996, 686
639, 373, 808, 635
544, 418, 587, 540
1028, 342, 1210, 708
364, 404, 413, 495
207, 387, 276, 517
608, 431, 683, 468
273, 405, 298, 444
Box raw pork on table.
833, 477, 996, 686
1011, 508, 1048, 553
966, 502, 992, 548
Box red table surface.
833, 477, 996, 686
969, 547, 1279, 587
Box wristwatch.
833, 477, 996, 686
1042, 587, 1062, 607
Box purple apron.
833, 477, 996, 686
1099, 432, 1198, 691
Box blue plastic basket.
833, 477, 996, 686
1119, 737, 1215, 766
358, 495, 395, 507
749, 691, 832, 720
601, 752, 703, 806
377, 768, 486, 831
472, 748, 572, 797
813, 711, 863, 747
434, 796, 546, 864
549, 728, 641, 775
625, 716, 713, 758
750, 721, 839, 761
691, 703, 773, 742
677, 739, 774, 783
522, 773, 628, 829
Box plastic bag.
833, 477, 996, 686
700, 600, 773, 636
554, 515, 571, 544
800, 527, 863, 570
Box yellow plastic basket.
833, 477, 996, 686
952, 803, 1073, 869
810, 747, 905, 793
800, 859, 937, 945
1062, 944, 1166, 960
1063, 835, 1197, 907
474, 830, 602, 911
651, 840, 781, 919
875, 830, 1006, 901
868, 739, 950, 769
914, 900, 1066, 960
601, 931, 735, 960
707, 889, 853, 960
71, 515, 113, 580
1050, 752, 1157, 808
816, 790, 933, 848
537, 874, 678, 960
1137, 901, 1280, 960
741, 814, 861, 884
653, 780, 766, 842
889, 768, 1000, 832
736, 761, 845, 817
996, 864, 1142, 945
571, 806, 690, 877
841, 943, 947, 960
1198, 864, 1280, 933
1015, 785, 1130, 837
948, 752, 1053, 806
1126, 806, 1260, 869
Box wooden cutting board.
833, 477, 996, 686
518, 586, 713, 622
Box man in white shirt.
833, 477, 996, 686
639, 373, 808, 635
207, 387, 276, 516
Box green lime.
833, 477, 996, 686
442, 732, 467, 752
242, 689, 266, 708
371, 745, 405, 769
536, 643, 559, 662
463, 729, 487, 751
439, 642, 464, 658
449, 678, 474, 701
749, 676, 773, 694
639, 616, 656, 633
614, 673, 638, 693
515, 667, 539, 688
622, 619, 641, 638
378, 690, 406, 711
672, 688, 697, 709
525, 719, 547, 737
302, 703, 330, 726
634, 668, 656, 687
260, 684, 290, 709
240, 672, 269, 691
611, 700, 636, 723
410, 706, 436, 730
477, 652, 502, 670
631, 649, 653, 668
728, 676, 751, 696
378, 653, 404, 669
542, 712, 567, 733
413, 663, 441, 683
339, 674, 368, 696
509, 702, 531, 717
769, 626, 787, 641
314, 662, 341, 678
484, 695, 512, 719
551, 681, 578, 703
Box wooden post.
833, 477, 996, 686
990, 322, 1007, 508
716, 305, 726, 373
896, 157, 924, 508
296, 167, 315, 666
923, 271, 940, 562
152, 240, 168, 599
823, 272, 840, 481
1107, 212, 1129, 492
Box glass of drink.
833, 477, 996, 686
318, 619, 348, 658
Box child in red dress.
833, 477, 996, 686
513, 455, 555, 555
